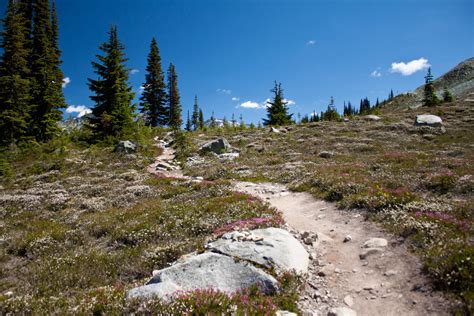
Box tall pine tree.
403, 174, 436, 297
167, 63, 182, 129
0, 0, 31, 145
30, 0, 66, 141
140, 38, 167, 127
263, 81, 293, 126
191, 95, 199, 130
88, 26, 135, 138
198, 109, 204, 130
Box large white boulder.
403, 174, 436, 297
208, 227, 309, 274
415, 114, 443, 127
127, 252, 278, 300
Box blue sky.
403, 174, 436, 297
3, 0, 473, 123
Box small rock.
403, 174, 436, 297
359, 248, 383, 259
362, 238, 388, 248
334, 268, 341, 273
364, 115, 381, 121
270, 127, 281, 133
343, 295, 354, 307
319, 151, 334, 158
276, 311, 298, 316
328, 306, 357, 316
343, 235, 352, 243
384, 270, 398, 276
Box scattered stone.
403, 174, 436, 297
276, 311, 298, 316
270, 127, 281, 133
422, 134, 436, 140
218, 152, 240, 160
208, 227, 309, 274
319, 151, 334, 158
359, 248, 384, 260
362, 238, 388, 248
343, 235, 352, 242
415, 114, 443, 127
343, 295, 354, 307
328, 306, 357, 316
384, 270, 398, 276
364, 115, 381, 121
127, 253, 278, 300
199, 138, 231, 154
115, 140, 137, 154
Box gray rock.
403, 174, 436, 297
415, 114, 443, 127
115, 140, 137, 154
276, 311, 298, 316
359, 248, 384, 260
208, 227, 309, 274
343, 295, 354, 307
362, 238, 388, 248
127, 252, 278, 300
319, 151, 334, 158
269, 127, 281, 133
218, 152, 240, 160
199, 138, 231, 154
328, 307, 357, 316
364, 115, 381, 121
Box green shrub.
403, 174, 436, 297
0, 158, 13, 180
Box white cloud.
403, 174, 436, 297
217, 88, 232, 94
239, 101, 261, 109
390, 58, 430, 76
284, 98, 296, 105
370, 70, 382, 77
66, 105, 92, 118
130, 69, 140, 75
307, 40, 316, 45
231, 97, 240, 101
62, 77, 70, 88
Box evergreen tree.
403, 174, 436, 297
88, 26, 135, 138
140, 38, 167, 127
191, 95, 199, 130
167, 63, 182, 129
375, 98, 380, 108
185, 110, 192, 131
0, 0, 31, 145
198, 109, 204, 130
231, 113, 237, 126
263, 81, 293, 126
30, 0, 66, 141
423, 68, 439, 107
442, 87, 454, 103
17, 0, 33, 63
239, 113, 245, 129
209, 111, 217, 129
389, 89, 394, 100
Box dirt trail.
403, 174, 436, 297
234, 182, 451, 316
149, 138, 451, 316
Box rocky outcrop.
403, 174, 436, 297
115, 140, 137, 154
199, 138, 231, 154
208, 227, 309, 274
127, 252, 278, 300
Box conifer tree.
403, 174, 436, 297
423, 68, 439, 107
0, 0, 31, 145
140, 38, 167, 127
191, 95, 199, 130
167, 63, 182, 129
88, 26, 135, 138
29, 0, 66, 141
263, 81, 293, 126
185, 110, 192, 131
198, 109, 204, 130
442, 87, 454, 103
17, 0, 33, 62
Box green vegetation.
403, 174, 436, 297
167, 63, 182, 129
423, 68, 440, 107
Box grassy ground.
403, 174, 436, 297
184, 100, 474, 311
0, 134, 295, 313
